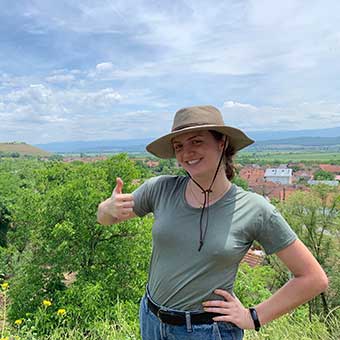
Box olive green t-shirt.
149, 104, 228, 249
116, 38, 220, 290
133, 175, 297, 311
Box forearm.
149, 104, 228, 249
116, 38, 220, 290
255, 274, 328, 326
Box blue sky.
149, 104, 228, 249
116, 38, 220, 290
1, 0, 340, 144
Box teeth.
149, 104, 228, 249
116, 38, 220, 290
187, 159, 200, 165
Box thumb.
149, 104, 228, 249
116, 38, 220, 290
113, 177, 124, 195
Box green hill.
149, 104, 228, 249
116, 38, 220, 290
0, 142, 51, 156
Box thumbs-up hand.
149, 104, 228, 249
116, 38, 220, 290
109, 177, 135, 220
113, 177, 124, 195
97, 177, 135, 225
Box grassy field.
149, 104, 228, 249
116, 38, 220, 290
131, 150, 340, 164
237, 151, 340, 163
0, 142, 50, 156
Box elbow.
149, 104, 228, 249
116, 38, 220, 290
310, 270, 329, 295
318, 272, 329, 293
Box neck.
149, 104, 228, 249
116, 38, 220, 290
190, 168, 229, 192
189, 171, 231, 200
187, 173, 231, 208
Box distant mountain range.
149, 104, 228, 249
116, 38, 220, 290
35, 138, 152, 153
34, 126, 340, 153
247, 126, 340, 140
249, 136, 340, 151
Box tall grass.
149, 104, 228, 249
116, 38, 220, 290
244, 313, 337, 340
2, 282, 339, 340
3, 308, 339, 340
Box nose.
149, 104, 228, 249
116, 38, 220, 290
182, 142, 195, 154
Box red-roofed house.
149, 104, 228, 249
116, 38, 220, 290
239, 166, 265, 186
292, 170, 314, 183
241, 248, 264, 267
250, 182, 309, 201
319, 164, 340, 174
146, 160, 160, 168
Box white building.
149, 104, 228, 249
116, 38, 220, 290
264, 168, 293, 185
307, 180, 339, 187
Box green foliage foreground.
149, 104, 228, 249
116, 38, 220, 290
0, 156, 339, 339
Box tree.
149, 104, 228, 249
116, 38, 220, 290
6, 155, 153, 333
313, 170, 335, 181
232, 176, 248, 190
278, 185, 340, 318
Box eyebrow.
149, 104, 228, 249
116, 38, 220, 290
172, 134, 204, 144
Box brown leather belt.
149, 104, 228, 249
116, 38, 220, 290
147, 296, 219, 326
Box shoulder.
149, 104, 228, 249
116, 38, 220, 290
139, 175, 187, 193
233, 185, 270, 206
144, 175, 186, 186
232, 185, 276, 217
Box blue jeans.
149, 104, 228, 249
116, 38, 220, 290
139, 295, 244, 340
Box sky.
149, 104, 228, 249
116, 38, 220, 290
1, 0, 340, 144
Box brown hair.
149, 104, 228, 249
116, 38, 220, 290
209, 130, 236, 180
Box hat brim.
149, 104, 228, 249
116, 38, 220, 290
146, 125, 254, 158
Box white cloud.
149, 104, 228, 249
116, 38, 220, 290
0, 80, 171, 142
46, 74, 75, 83
223, 101, 257, 111
96, 62, 114, 72
1, 85, 125, 118
12, 1, 340, 78
222, 100, 340, 131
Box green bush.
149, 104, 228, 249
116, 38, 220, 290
234, 263, 274, 306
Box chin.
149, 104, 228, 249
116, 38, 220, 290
181, 162, 213, 179
186, 169, 208, 179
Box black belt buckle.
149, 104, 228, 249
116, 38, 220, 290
156, 308, 165, 320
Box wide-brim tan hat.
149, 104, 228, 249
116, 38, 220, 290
146, 105, 254, 158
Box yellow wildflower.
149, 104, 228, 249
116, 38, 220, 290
42, 299, 52, 307
0, 337, 9, 340
15, 318, 23, 326
57, 308, 66, 316
1, 282, 9, 290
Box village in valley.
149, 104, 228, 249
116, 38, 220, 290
238, 163, 340, 201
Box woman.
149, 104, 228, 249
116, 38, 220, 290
97, 105, 328, 340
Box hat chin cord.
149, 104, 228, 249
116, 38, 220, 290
186, 138, 228, 251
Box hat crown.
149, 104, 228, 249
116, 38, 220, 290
172, 105, 225, 132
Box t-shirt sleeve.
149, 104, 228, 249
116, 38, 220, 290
132, 177, 159, 217
255, 207, 298, 255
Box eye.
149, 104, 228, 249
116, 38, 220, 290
192, 139, 203, 145
173, 144, 182, 152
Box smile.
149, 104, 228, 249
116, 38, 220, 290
186, 159, 201, 165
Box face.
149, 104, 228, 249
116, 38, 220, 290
172, 130, 225, 179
